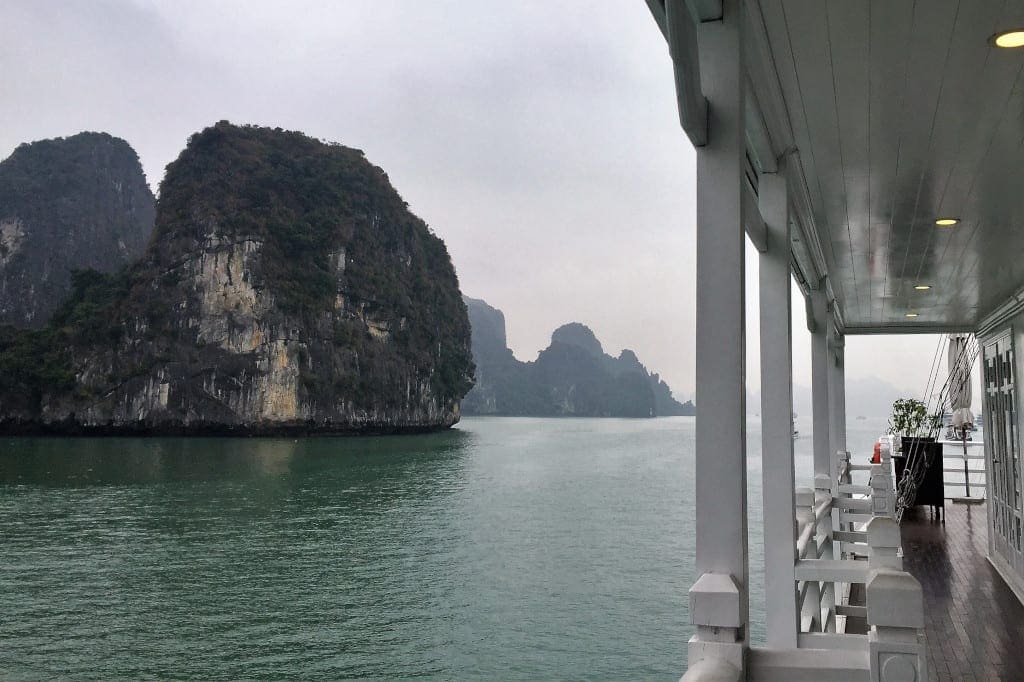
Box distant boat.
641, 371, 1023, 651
856, 415, 867, 420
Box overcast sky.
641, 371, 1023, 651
1, 0, 967, 410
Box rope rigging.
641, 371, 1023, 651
894, 333, 979, 523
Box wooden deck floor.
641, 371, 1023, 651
900, 502, 1024, 681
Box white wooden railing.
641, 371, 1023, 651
684, 445, 929, 681
784, 447, 927, 680
793, 452, 875, 646
938, 439, 986, 499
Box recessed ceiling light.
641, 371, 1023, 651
905, 312, 919, 318
935, 218, 960, 226
992, 30, 1024, 48
914, 285, 931, 290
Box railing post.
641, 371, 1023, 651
838, 450, 851, 485
870, 462, 895, 519
866, 569, 928, 682
870, 464, 887, 517
833, 450, 852, 560
867, 517, 902, 571
686, 573, 744, 681
865, 491, 927, 681
795, 487, 820, 633
815, 474, 836, 631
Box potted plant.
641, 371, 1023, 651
888, 397, 942, 459
887, 398, 945, 516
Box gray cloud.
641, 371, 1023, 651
1, 0, 953, 404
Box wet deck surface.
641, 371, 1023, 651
900, 501, 1024, 681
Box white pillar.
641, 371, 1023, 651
810, 285, 831, 479
757, 164, 799, 649
827, 330, 847, 570
829, 330, 847, 466
687, 0, 747, 672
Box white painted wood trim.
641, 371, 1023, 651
988, 550, 1024, 607
795, 559, 869, 583
746, 646, 869, 682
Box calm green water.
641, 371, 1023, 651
0, 415, 886, 679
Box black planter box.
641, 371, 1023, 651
894, 437, 944, 515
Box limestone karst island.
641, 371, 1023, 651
0, 122, 474, 434
0, 122, 690, 435
462, 297, 693, 418
10, 4, 1024, 680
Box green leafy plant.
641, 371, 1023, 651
888, 398, 941, 438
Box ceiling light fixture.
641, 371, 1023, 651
914, 285, 931, 290
992, 30, 1024, 48
935, 218, 960, 226
905, 313, 919, 318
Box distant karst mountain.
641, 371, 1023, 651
0, 122, 473, 434
462, 296, 694, 417
0, 132, 155, 328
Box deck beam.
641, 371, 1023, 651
665, 0, 708, 147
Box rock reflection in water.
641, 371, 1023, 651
0, 430, 470, 488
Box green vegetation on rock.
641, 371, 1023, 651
0, 132, 155, 328
0, 122, 474, 434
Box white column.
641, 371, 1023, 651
827, 330, 847, 571
810, 288, 836, 631
810, 285, 831, 479
757, 164, 798, 648
829, 330, 847, 466
687, 0, 747, 674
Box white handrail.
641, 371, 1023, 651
813, 498, 831, 523
793, 448, 906, 641
796, 519, 815, 559
757, 452, 927, 679
940, 439, 987, 499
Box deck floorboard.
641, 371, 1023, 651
900, 502, 1024, 681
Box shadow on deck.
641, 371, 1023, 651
900, 501, 1024, 681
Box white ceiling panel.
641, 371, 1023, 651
757, 0, 1024, 330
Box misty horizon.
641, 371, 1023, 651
1, 0, 972, 412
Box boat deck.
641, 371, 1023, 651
900, 501, 1024, 681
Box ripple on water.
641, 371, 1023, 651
0, 417, 886, 679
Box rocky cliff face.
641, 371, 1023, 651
0, 122, 474, 434
550, 322, 604, 358
464, 295, 509, 365
0, 132, 155, 328
461, 297, 547, 415
462, 297, 693, 417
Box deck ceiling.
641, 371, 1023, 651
757, 0, 1024, 331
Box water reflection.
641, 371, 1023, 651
0, 429, 472, 488
0, 420, 706, 679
